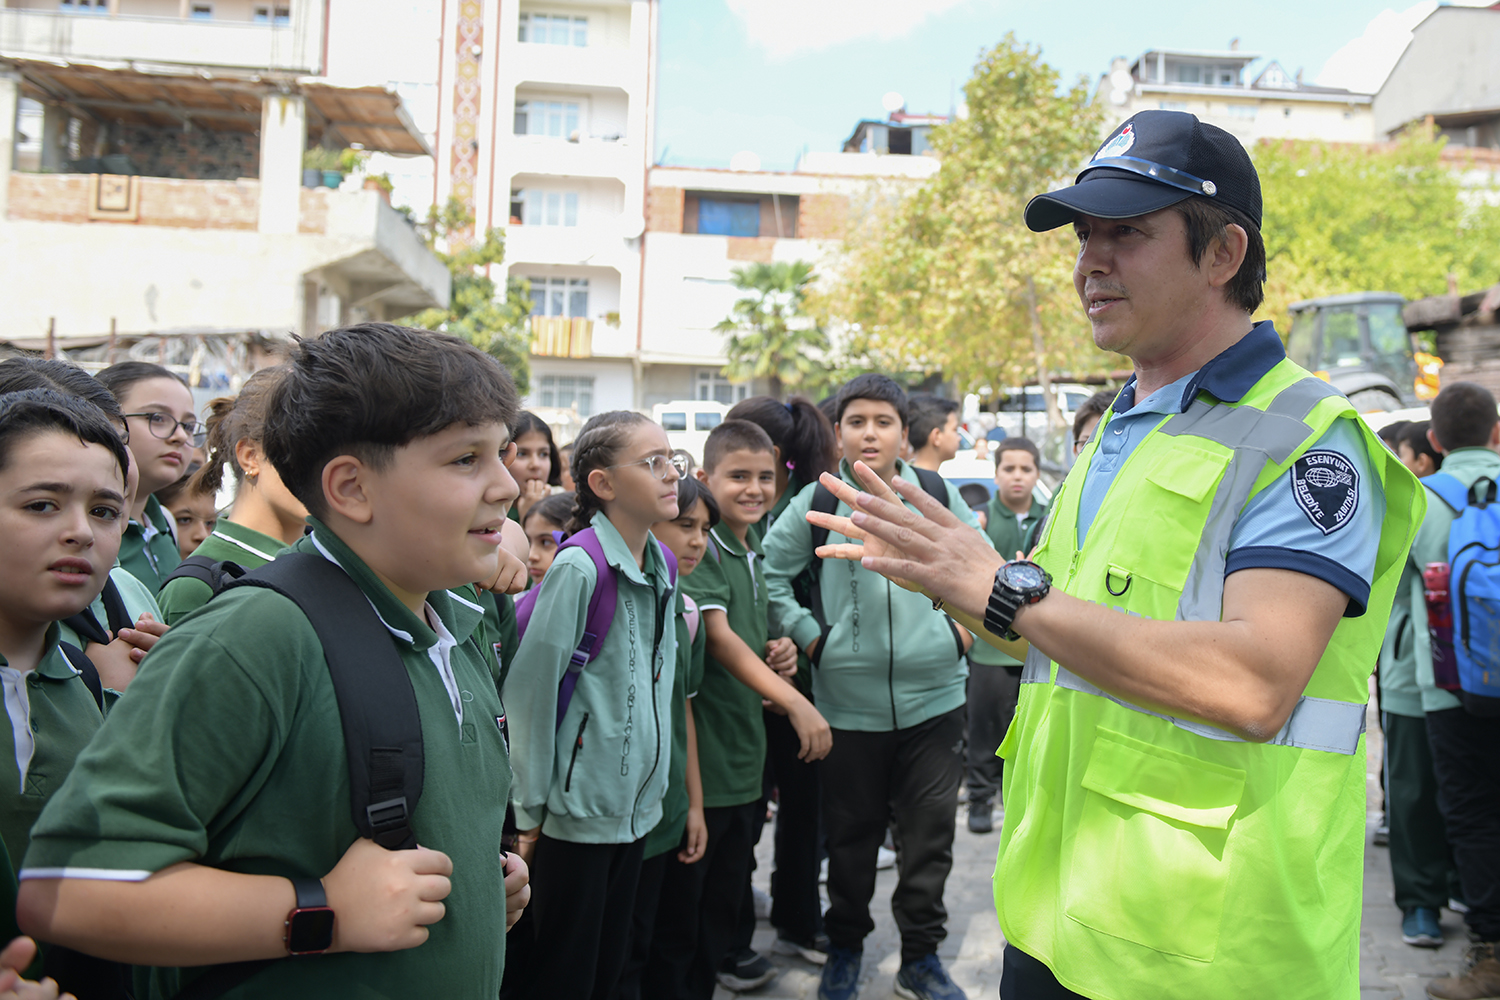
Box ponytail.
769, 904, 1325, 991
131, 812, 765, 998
566, 410, 654, 535
187, 365, 287, 499
726, 394, 837, 483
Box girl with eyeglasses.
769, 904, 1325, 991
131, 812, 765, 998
96, 362, 201, 592
502, 411, 685, 1000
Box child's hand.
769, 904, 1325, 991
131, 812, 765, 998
0, 936, 68, 999
82, 637, 139, 693
322, 838, 452, 953
118, 614, 169, 663
515, 480, 551, 520
678, 807, 708, 865
788, 700, 832, 762
484, 521, 531, 595
501, 852, 530, 931
764, 637, 798, 679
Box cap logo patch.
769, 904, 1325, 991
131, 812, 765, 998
1291, 449, 1359, 535
1094, 123, 1134, 161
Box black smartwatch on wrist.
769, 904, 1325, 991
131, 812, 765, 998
983, 560, 1052, 640
284, 877, 335, 955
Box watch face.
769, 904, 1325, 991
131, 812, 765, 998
289, 908, 335, 953
1004, 563, 1045, 591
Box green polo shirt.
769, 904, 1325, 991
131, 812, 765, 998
642, 593, 708, 859
972, 494, 1049, 668
156, 520, 288, 625
683, 525, 768, 809
118, 495, 183, 594
476, 589, 520, 691
23, 520, 512, 999
0, 626, 106, 880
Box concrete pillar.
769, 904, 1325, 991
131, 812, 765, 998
258, 92, 305, 234
39, 102, 68, 172
0, 73, 18, 220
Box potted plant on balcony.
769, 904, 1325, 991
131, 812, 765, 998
361, 172, 395, 204
302, 146, 341, 188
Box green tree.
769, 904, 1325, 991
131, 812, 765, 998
1255, 128, 1500, 331
716, 260, 833, 399
825, 35, 1106, 422
402, 197, 534, 394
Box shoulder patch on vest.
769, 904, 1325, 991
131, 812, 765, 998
1290, 449, 1360, 535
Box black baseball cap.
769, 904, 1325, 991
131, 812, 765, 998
1024, 110, 1262, 232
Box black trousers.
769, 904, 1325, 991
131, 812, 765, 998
999, 946, 1087, 1000
1384, 711, 1459, 910
820, 706, 964, 962
766, 708, 825, 942
643, 801, 759, 1000
1426, 707, 1500, 940
616, 848, 671, 1000
517, 834, 645, 1000
965, 661, 1021, 804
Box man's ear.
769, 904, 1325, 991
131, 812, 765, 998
588, 467, 617, 503
322, 455, 373, 525
1206, 223, 1249, 291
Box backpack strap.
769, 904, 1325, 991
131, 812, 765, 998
550, 529, 618, 730
683, 593, 701, 645
57, 642, 104, 713
163, 555, 249, 594
806, 482, 841, 556
912, 465, 951, 507
224, 552, 423, 851
1422, 472, 1470, 514
59, 574, 134, 648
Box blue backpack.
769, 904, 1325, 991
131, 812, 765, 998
1422, 472, 1500, 716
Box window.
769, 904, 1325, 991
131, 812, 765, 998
253, 5, 291, 23
660, 412, 687, 432
538, 375, 594, 417
190, 2, 214, 18
527, 277, 589, 318
514, 100, 581, 139
697, 199, 760, 238
1218, 70, 1236, 86
59, 0, 108, 11
695, 412, 722, 432
519, 13, 587, 46
519, 189, 579, 227
1157, 101, 1188, 111
1175, 64, 1201, 84
696, 369, 748, 405
1226, 103, 1258, 119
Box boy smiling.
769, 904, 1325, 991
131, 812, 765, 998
19, 324, 530, 999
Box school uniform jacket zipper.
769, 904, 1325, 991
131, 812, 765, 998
564, 712, 589, 793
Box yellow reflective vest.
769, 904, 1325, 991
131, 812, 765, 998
994, 357, 1423, 999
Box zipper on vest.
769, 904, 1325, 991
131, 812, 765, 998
565, 712, 589, 792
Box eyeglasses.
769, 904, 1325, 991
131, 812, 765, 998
123, 411, 206, 448
608, 454, 689, 480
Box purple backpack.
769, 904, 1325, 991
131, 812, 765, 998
515, 527, 678, 730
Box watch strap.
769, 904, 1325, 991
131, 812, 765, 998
984, 568, 1024, 640
290, 877, 327, 910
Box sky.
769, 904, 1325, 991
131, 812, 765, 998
654, 0, 1490, 171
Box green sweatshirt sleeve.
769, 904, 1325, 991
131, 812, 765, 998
763, 485, 822, 653
501, 551, 593, 830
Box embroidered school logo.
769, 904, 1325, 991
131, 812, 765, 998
1291, 450, 1359, 535
1094, 123, 1135, 160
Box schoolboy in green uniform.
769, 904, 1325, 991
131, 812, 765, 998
647, 420, 830, 1000
965, 436, 1047, 834
18, 324, 530, 1000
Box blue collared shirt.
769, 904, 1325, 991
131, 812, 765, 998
1076, 321, 1383, 615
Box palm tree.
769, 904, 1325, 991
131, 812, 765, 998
716, 261, 830, 400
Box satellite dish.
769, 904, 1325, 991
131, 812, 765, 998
1109, 89, 1128, 106
1109, 69, 1133, 92
881, 91, 905, 114
729, 150, 761, 172
620, 213, 645, 240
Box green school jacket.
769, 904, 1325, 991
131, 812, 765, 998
642, 592, 707, 859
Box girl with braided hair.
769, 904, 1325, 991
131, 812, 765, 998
503, 410, 687, 1000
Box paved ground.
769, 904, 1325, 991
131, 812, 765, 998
712, 697, 1476, 999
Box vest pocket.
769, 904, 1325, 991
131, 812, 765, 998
1106, 445, 1230, 602
1063, 727, 1245, 962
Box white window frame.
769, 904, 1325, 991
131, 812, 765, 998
695, 368, 749, 405
537, 375, 595, 417
519, 12, 588, 46
520, 189, 579, 227
514, 97, 584, 140
526, 276, 589, 318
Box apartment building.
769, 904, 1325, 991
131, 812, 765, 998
0, 0, 448, 367
421, 0, 656, 419
1097, 45, 1375, 145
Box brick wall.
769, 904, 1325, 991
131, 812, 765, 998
114, 125, 260, 181
797, 192, 849, 239
647, 186, 684, 232
7, 173, 259, 230
726, 237, 776, 262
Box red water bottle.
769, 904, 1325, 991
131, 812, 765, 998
1423, 562, 1461, 691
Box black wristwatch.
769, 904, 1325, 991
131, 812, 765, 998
284, 877, 335, 955
983, 560, 1052, 641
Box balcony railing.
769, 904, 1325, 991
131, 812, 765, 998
530, 316, 594, 358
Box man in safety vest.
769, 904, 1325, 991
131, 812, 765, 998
802, 109, 1424, 1000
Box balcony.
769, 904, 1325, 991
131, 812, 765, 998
530, 316, 594, 358
503, 222, 634, 269
0, 7, 324, 75
509, 43, 635, 92
504, 135, 639, 181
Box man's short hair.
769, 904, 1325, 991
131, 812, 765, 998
1429, 382, 1498, 452
702, 418, 775, 472
1172, 196, 1266, 314
908, 394, 960, 451
263, 323, 520, 520
995, 436, 1040, 466
0, 387, 131, 483
837, 374, 909, 427
1377, 419, 1412, 449
1399, 420, 1443, 471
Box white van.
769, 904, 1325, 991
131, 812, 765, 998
651, 399, 728, 465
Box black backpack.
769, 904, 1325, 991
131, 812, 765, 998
171, 551, 427, 1000
796, 466, 949, 665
